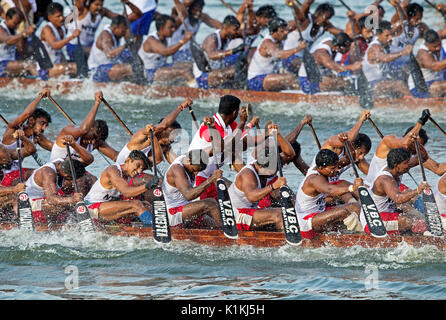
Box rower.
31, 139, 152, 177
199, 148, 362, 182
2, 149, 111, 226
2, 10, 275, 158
433, 173, 446, 235
1, 88, 52, 185
66, 0, 142, 60
247, 16, 306, 91
125, 0, 158, 50
0, 178, 26, 222
84, 150, 154, 226
161, 149, 223, 229
171, 0, 222, 65
40, 3, 80, 78
365, 147, 429, 235
409, 30, 446, 98
87, 15, 135, 83
283, 1, 342, 74
24, 153, 86, 223
192, 15, 244, 89
342, 15, 375, 65
297, 32, 362, 94
295, 148, 363, 239
49, 91, 118, 163
362, 20, 412, 98
138, 13, 195, 86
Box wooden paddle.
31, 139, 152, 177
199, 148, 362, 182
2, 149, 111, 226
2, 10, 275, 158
338, 0, 375, 109
272, 129, 302, 245
308, 123, 321, 150
17, 0, 53, 70
423, 0, 446, 23
101, 98, 133, 136
220, 0, 238, 15
428, 115, 446, 137
414, 138, 444, 237
393, 0, 429, 94
206, 123, 238, 239
343, 139, 387, 237
188, 106, 200, 131
367, 117, 384, 139
287, 1, 322, 85
15, 138, 34, 231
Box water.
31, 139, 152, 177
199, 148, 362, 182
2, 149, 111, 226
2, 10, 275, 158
1, 0, 446, 301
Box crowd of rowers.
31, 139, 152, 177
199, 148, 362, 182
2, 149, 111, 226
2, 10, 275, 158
1, 88, 446, 239
1, 0, 446, 98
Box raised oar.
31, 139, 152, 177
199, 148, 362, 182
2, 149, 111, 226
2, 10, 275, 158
414, 138, 444, 237
66, 144, 95, 232
338, 0, 374, 109
206, 123, 238, 239
423, 0, 446, 23
149, 129, 171, 243
393, 0, 429, 94
17, 0, 53, 70
0, 114, 44, 166
428, 115, 446, 137
188, 105, 200, 131
272, 129, 302, 245
16, 138, 34, 231
287, 1, 321, 85
343, 139, 387, 238
246, 104, 260, 129
308, 123, 321, 150
220, 0, 238, 15
100, 98, 133, 136
367, 117, 384, 139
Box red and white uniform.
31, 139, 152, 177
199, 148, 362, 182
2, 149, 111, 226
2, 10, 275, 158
161, 155, 194, 227
1, 136, 34, 186
433, 173, 446, 235
84, 164, 123, 204
227, 164, 261, 231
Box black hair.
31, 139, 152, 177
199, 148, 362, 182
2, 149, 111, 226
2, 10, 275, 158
87, 0, 104, 6
47, 2, 63, 16
223, 15, 240, 28
128, 149, 151, 170
387, 148, 411, 169
268, 17, 287, 33
404, 126, 429, 145
94, 119, 108, 141
406, 3, 423, 18
358, 16, 368, 30
158, 118, 182, 130
155, 14, 175, 31
353, 133, 372, 153
111, 15, 127, 27
255, 5, 277, 19
189, 0, 205, 10
60, 158, 86, 179
332, 32, 352, 48
30, 108, 52, 123
424, 29, 440, 44
376, 20, 392, 34
314, 3, 335, 18
6, 7, 23, 20
187, 149, 208, 171
315, 149, 339, 168
218, 95, 241, 115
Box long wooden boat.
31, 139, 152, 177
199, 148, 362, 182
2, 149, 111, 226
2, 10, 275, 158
2, 221, 446, 250
0, 77, 445, 111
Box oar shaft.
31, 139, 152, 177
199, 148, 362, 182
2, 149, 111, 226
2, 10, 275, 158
189, 106, 200, 131
16, 138, 24, 182
101, 98, 133, 136
368, 118, 384, 139
273, 130, 284, 178
48, 96, 75, 124
220, 0, 237, 15
308, 123, 321, 150
343, 140, 360, 178
66, 145, 80, 193
150, 130, 158, 178
414, 139, 427, 181
429, 116, 446, 137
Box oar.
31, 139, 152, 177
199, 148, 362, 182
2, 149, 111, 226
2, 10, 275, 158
220, 0, 238, 15
0, 114, 44, 166
423, 0, 446, 23
100, 98, 133, 136
65, 144, 95, 233
308, 123, 321, 150
15, 138, 34, 231
149, 129, 171, 243
234, 9, 249, 89
17, 0, 53, 70
393, 0, 429, 94
287, 1, 322, 85
122, 2, 146, 85
246, 103, 260, 129
272, 129, 302, 245
343, 139, 387, 237
188, 105, 200, 131
414, 138, 444, 237
338, 0, 374, 109
428, 115, 446, 137
63, 0, 89, 78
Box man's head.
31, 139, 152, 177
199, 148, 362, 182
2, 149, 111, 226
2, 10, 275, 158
352, 133, 372, 162
376, 20, 393, 46
404, 126, 429, 155
188, 0, 205, 23
268, 17, 288, 42
5, 8, 24, 30
110, 15, 128, 38
387, 148, 411, 175
46, 2, 65, 27
406, 3, 423, 27
27, 108, 51, 136
157, 118, 182, 146
315, 149, 339, 177
313, 3, 335, 26
59, 158, 86, 181
185, 149, 209, 174
0, 145, 13, 169
358, 16, 374, 42
256, 146, 278, 176
332, 32, 353, 54
221, 15, 241, 39
155, 14, 176, 37
424, 29, 442, 53
124, 150, 151, 178
255, 5, 277, 28
218, 95, 241, 123
87, 0, 105, 16
80, 119, 109, 148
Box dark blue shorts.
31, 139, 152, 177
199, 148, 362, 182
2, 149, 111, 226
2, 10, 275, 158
299, 76, 320, 94
66, 43, 76, 61
410, 80, 434, 98
130, 9, 156, 36
92, 64, 116, 83
196, 72, 209, 89
282, 53, 300, 72
173, 48, 193, 63
0, 60, 11, 77
145, 63, 173, 84
223, 53, 239, 67
248, 74, 267, 91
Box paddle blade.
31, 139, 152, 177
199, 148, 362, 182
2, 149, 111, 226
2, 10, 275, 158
74, 201, 95, 233
358, 186, 387, 238
233, 51, 248, 89
357, 71, 375, 109
303, 48, 321, 84
130, 50, 146, 85
216, 179, 238, 239
151, 186, 171, 243
409, 53, 428, 94
190, 40, 211, 73
421, 188, 444, 237
74, 41, 89, 78
29, 34, 53, 70
279, 186, 302, 245
17, 191, 34, 231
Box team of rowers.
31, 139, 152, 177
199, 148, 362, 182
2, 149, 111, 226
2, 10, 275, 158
0, 0, 446, 98
1, 88, 446, 240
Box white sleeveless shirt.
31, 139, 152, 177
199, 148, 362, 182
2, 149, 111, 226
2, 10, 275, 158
138, 31, 168, 70
228, 164, 261, 209
364, 153, 388, 187
283, 13, 324, 54
84, 164, 123, 203
434, 174, 446, 215
171, 17, 201, 53
42, 22, 66, 64
247, 34, 280, 80
0, 21, 16, 61
369, 170, 397, 213
298, 38, 334, 77
294, 166, 326, 217
88, 26, 120, 69
362, 37, 390, 82
2, 136, 34, 175
67, 11, 103, 48
25, 158, 63, 199
193, 30, 228, 78
408, 43, 444, 89
162, 155, 194, 209
389, 25, 420, 53
49, 138, 94, 162
115, 144, 152, 165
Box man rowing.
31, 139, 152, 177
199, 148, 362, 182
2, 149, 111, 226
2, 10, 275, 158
1, 88, 52, 185
84, 150, 154, 226
295, 148, 363, 239
138, 13, 195, 86
247, 16, 306, 91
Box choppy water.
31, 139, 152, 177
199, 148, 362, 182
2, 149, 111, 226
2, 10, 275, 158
1, 0, 446, 301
